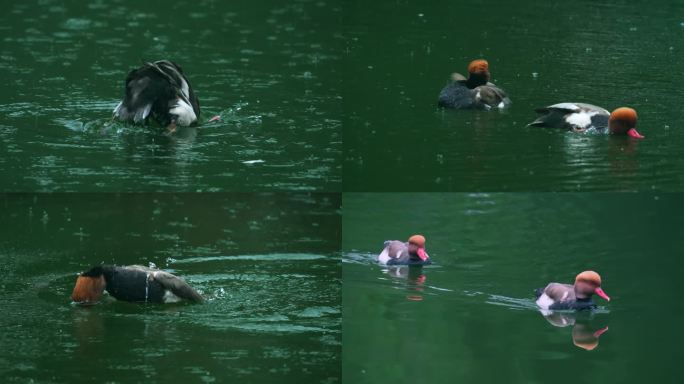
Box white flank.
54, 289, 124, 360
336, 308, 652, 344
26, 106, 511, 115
565, 110, 597, 128
170, 99, 197, 126
377, 247, 391, 265
113, 101, 123, 114
536, 293, 555, 310
162, 290, 182, 303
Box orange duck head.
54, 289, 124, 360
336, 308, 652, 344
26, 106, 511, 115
407, 234, 429, 261
574, 271, 610, 301
609, 107, 643, 139
467, 59, 491, 85
71, 266, 107, 304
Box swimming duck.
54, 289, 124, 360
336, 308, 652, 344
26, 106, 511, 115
377, 234, 431, 266
528, 103, 644, 138
535, 271, 610, 311
71, 264, 203, 304
437, 59, 511, 110
113, 60, 200, 132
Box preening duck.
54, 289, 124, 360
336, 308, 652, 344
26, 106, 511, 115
437, 59, 511, 110
113, 60, 200, 132
377, 234, 431, 266
535, 271, 610, 311
71, 264, 203, 304
528, 103, 644, 138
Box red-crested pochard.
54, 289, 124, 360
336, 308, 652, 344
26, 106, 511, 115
113, 60, 200, 132
535, 271, 610, 311
377, 234, 431, 266
528, 103, 644, 138
71, 265, 203, 305
437, 59, 511, 110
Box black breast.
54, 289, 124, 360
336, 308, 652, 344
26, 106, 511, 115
589, 113, 609, 131
104, 267, 166, 303
438, 81, 477, 109
387, 258, 432, 266
549, 299, 596, 311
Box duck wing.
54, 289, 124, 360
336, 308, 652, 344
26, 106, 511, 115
541, 283, 576, 302
145, 61, 200, 115
474, 84, 511, 109
113, 61, 200, 126
113, 63, 178, 124
378, 240, 408, 264
150, 270, 204, 303
529, 103, 609, 129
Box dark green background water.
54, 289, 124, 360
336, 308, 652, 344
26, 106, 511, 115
0, 0, 341, 192
343, 193, 684, 383
2, 0, 684, 382
344, 0, 684, 191
0, 193, 340, 383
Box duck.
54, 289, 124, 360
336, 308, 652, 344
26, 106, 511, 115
71, 264, 203, 304
113, 60, 200, 132
377, 234, 431, 266
437, 59, 511, 110
528, 103, 644, 138
535, 271, 610, 311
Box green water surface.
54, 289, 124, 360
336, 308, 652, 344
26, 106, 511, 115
343, 0, 684, 191
0, 193, 341, 383
343, 193, 684, 383
0, 0, 341, 192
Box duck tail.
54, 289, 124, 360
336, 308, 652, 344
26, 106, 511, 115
527, 117, 547, 127
527, 107, 561, 128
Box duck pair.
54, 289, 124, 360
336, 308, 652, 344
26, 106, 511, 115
438, 59, 644, 139
376, 235, 610, 311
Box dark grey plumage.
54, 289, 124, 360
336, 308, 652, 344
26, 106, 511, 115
113, 60, 200, 128
438, 76, 511, 110
82, 264, 203, 303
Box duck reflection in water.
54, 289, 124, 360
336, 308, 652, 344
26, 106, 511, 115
383, 265, 427, 301
540, 311, 609, 351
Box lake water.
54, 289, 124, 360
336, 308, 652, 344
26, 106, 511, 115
0, 0, 341, 192
0, 193, 340, 383
343, 193, 684, 383
343, 0, 684, 191
3, 0, 684, 382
